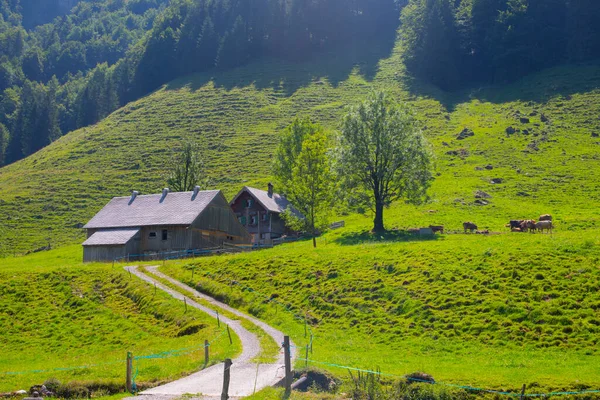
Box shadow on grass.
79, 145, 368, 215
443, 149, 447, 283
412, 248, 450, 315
335, 229, 442, 246
402, 60, 600, 112
165, 31, 398, 97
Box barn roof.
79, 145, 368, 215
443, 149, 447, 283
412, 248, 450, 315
230, 186, 302, 216
84, 190, 221, 229
83, 228, 140, 246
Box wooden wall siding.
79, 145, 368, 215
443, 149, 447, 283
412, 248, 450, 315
83, 238, 139, 262
140, 226, 190, 252
193, 193, 251, 241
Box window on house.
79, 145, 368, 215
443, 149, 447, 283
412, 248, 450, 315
262, 213, 268, 222
246, 199, 253, 207
240, 216, 247, 225
149, 232, 157, 239
162, 230, 168, 241
250, 216, 257, 225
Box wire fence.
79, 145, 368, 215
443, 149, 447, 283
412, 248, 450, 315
0, 329, 226, 377
3, 268, 599, 399
198, 269, 600, 399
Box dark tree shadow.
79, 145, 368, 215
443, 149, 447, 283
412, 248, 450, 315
334, 229, 442, 246
166, 32, 398, 97
402, 60, 600, 112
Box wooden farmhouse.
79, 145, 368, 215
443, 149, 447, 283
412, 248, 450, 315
229, 183, 301, 245
82, 187, 251, 262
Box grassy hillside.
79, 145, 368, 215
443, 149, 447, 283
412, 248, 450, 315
159, 228, 600, 393
0, 246, 241, 393
0, 33, 599, 397
1, 38, 599, 255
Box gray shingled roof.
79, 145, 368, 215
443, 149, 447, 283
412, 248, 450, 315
83, 228, 140, 246
231, 187, 302, 217
84, 190, 220, 229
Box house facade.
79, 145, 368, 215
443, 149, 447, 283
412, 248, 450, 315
82, 188, 251, 262
229, 183, 300, 245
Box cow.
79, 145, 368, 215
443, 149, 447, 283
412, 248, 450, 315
429, 225, 444, 234
507, 220, 524, 230
539, 214, 553, 222
520, 220, 537, 233
535, 220, 553, 233
463, 222, 478, 233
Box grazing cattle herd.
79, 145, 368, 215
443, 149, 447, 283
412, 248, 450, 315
422, 214, 554, 236
504, 214, 554, 233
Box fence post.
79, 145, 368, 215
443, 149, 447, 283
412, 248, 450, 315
520, 384, 526, 400
304, 316, 307, 338
204, 339, 209, 367
126, 352, 133, 393
221, 359, 232, 400
310, 333, 313, 354
184, 297, 187, 313
305, 344, 309, 368
217, 310, 220, 327
227, 325, 233, 345
284, 336, 292, 397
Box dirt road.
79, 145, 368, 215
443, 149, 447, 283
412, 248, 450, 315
125, 266, 295, 399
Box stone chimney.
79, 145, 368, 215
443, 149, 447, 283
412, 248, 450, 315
129, 190, 139, 205
192, 186, 201, 200
268, 182, 274, 198
160, 188, 170, 203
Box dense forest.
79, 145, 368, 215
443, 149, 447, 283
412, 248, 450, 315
402, 0, 600, 90
0, 0, 599, 166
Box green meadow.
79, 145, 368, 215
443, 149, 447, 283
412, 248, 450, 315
0, 246, 241, 394
159, 226, 600, 395
0, 31, 599, 398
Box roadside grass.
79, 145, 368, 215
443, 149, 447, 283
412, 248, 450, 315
159, 227, 600, 394
138, 265, 280, 364
0, 245, 241, 393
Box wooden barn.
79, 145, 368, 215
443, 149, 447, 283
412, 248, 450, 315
82, 187, 251, 262
230, 183, 302, 245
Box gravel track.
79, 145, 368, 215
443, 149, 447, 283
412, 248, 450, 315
124, 266, 295, 400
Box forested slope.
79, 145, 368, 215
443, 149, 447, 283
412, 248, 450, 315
1, 33, 599, 256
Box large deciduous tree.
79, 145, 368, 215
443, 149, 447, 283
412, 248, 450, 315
273, 117, 334, 247
166, 141, 209, 192
336, 91, 433, 233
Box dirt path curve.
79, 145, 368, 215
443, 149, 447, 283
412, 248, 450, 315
125, 266, 296, 400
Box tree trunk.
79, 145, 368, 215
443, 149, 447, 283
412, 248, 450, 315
311, 214, 317, 248
373, 201, 385, 232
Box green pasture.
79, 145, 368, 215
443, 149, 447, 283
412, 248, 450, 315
159, 226, 600, 395
0, 246, 241, 393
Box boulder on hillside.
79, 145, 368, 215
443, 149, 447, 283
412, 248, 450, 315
475, 190, 492, 199
474, 199, 489, 206
592, 132, 599, 138
485, 164, 494, 170
506, 126, 517, 135
406, 372, 435, 385
541, 114, 549, 122
520, 117, 530, 124
490, 178, 504, 184
456, 128, 475, 140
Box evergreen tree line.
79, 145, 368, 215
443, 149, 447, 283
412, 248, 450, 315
401, 0, 600, 90
0, 0, 400, 166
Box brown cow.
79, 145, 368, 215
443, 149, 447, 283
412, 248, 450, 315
429, 225, 444, 234
520, 220, 537, 233
539, 214, 553, 222
535, 220, 553, 233
463, 222, 478, 233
